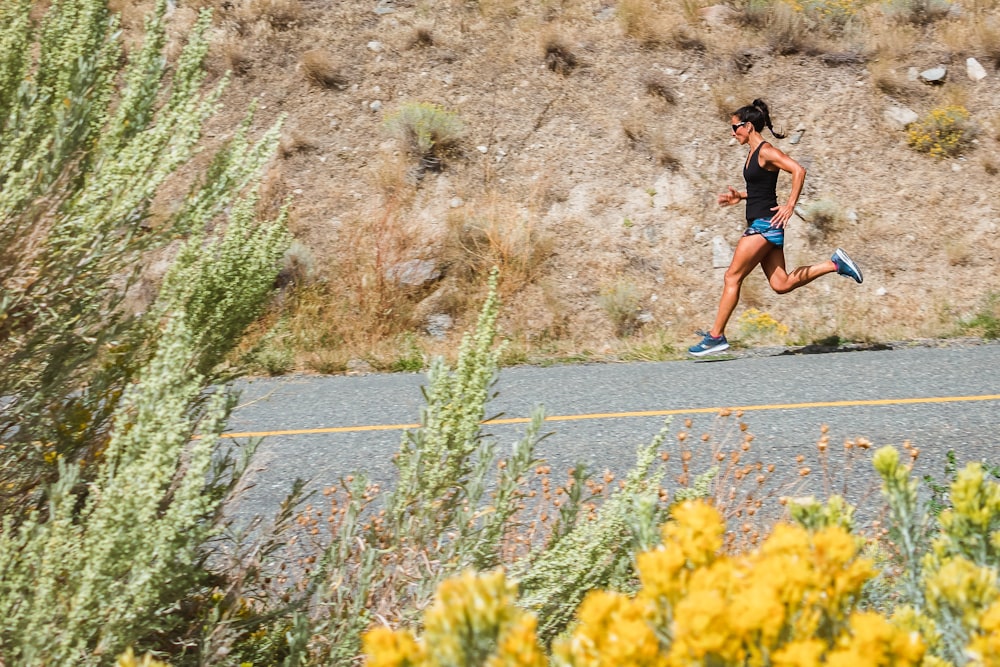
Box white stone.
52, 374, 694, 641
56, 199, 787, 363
712, 236, 732, 268
884, 106, 919, 130
919, 66, 947, 84
477, 145, 488, 153
369, 100, 382, 112
967, 57, 987, 82
387, 259, 440, 286
449, 197, 464, 208
367, 41, 383, 52
875, 287, 888, 296
952, 163, 962, 172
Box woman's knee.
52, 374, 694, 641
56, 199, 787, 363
724, 270, 745, 289
770, 279, 794, 294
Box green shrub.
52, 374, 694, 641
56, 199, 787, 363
882, 0, 953, 24
0, 0, 289, 662
598, 279, 643, 337
960, 292, 1000, 339
383, 102, 464, 171
907, 105, 977, 157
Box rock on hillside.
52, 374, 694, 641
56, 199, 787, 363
161, 0, 1000, 358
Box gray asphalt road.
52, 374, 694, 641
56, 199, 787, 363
224, 343, 1000, 523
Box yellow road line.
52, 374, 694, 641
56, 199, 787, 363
219, 393, 1000, 439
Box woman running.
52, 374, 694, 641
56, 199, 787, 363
688, 98, 863, 357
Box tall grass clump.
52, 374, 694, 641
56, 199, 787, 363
598, 279, 643, 336
384, 101, 464, 173
0, 0, 290, 662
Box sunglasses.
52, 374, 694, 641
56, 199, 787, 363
731, 121, 749, 132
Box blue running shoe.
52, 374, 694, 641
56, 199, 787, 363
832, 248, 863, 283
688, 330, 729, 357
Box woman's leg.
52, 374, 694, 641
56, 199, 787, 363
759, 245, 837, 294
708, 234, 773, 337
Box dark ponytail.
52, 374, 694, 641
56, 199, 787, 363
733, 98, 786, 139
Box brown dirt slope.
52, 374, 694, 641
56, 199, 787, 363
141, 0, 1000, 366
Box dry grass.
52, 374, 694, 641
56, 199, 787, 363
973, 16, 1000, 67
441, 194, 554, 302
300, 49, 349, 89
542, 34, 579, 75
944, 238, 973, 266
643, 72, 678, 104
867, 59, 925, 101
598, 279, 643, 336
408, 25, 435, 49
618, 0, 677, 47
239, 0, 303, 30
763, 2, 818, 55
279, 129, 320, 158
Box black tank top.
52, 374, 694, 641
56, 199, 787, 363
743, 141, 779, 223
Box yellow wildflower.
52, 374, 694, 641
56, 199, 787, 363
362, 626, 424, 667
771, 638, 825, 667
924, 557, 999, 628
556, 589, 663, 667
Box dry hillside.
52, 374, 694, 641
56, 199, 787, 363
121, 0, 1000, 371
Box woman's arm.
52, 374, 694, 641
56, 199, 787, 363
760, 144, 806, 228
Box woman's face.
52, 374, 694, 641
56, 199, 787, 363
731, 116, 751, 145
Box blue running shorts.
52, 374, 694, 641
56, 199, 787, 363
743, 217, 784, 247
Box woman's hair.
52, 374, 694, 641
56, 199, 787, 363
733, 98, 786, 139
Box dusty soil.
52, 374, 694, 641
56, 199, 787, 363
143, 0, 1000, 363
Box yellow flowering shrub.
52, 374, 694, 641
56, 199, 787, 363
780, 0, 870, 26
554, 500, 919, 667
968, 601, 1000, 666
116, 649, 171, 667
907, 105, 976, 158
737, 308, 790, 345
363, 472, 1000, 667
362, 569, 548, 667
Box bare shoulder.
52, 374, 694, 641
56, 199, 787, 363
760, 142, 802, 170
758, 141, 788, 161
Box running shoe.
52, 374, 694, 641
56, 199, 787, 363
832, 248, 863, 284
688, 330, 729, 357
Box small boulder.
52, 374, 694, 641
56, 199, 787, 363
884, 105, 919, 130
425, 314, 453, 339
387, 259, 440, 286
919, 66, 947, 84
967, 57, 987, 82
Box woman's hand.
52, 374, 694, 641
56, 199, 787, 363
717, 186, 742, 207
769, 203, 794, 228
